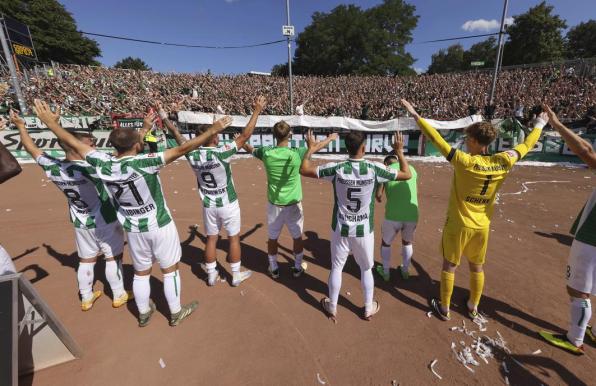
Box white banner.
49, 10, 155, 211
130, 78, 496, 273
177, 112, 483, 132
18, 116, 104, 130
0, 130, 112, 151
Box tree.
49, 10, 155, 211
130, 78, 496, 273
114, 57, 151, 71
463, 37, 497, 70
270, 63, 289, 76
0, 0, 101, 65
427, 44, 465, 74
289, 0, 418, 76
566, 20, 596, 59
503, 1, 567, 65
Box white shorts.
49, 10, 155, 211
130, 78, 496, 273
204, 200, 241, 236
267, 202, 304, 240
75, 222, 125, 259
381, 220, 417, 244
127, 222, 182, 271
567, 239, 596, 295
0, 244, 16, 276
331, 231, 375, 271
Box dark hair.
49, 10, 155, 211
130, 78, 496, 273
383, 155, 398, 165
344, 131, 366, 156
272, 120, 291, 141
109, 128, 140, 153
465, 122, 497, 146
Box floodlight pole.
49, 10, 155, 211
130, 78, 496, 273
0, 17, 27, 113
488, 0, 509, 108
285, 0, 294, 114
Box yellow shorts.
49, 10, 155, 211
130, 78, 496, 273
441, 225, 489, 266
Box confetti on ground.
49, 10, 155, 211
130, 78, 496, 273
429, 359, 442, 380
159, 358, 166, 368
532, 349, 542, 355
426, 311, 433, 318
5, 209, 11, 212
346, 291, 351, 296
240, 290, 245, 296
173, 190, 178, 194
316, 373, 326, 384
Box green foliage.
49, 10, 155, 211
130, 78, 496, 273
463, 37, 497, 69
566, 20, 596, 59
503, 1, 567, 65
427, 44, 465, 74
0, 0, 101, 65
290, 0, 418, 76
113, 56, 151, 71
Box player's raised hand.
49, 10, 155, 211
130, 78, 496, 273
253, 96, 267, 112
542, 104, 559, 127
305, 129, 320, 150
328, 133, 339, 141
392, 131, 405, 152
400, 99, 419, 118
212, 115, 233, 132
9, 109, 25, 128
154, 100, 168, 119
33, 99, 60, 125
142, 110, 157, 131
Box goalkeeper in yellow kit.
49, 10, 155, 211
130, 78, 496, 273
400, 99, 549, 321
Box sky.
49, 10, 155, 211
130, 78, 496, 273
58, 0, 595, 74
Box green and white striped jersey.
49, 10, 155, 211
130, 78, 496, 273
571, 187, 596, 247
85, 150, 172, 233
186, 142, 238, 208
317, 159, 397, 237
36, 154, 117, 229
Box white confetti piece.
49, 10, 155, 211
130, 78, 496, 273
173, 190, 178, 194
532, 349, 541, 355
5, 209, 11, 212
502, 361, 509, 374
429, 359, 442, 380
159, 358, 166, 368
316, 373, 326, 384
240, 290, 245, 296
346, 291, 351, 296
426, 311, 432, 318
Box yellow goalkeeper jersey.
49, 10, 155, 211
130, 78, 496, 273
418, 118, 543, 229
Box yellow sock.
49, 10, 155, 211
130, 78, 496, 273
440, 271, 455, 311
469, 271, 485, 309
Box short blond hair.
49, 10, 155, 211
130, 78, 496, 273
465, 122, 497, 146
273, 120, 291, 141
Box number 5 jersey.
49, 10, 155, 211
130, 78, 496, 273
36, 153, 117, 229
85, 150, 173, 232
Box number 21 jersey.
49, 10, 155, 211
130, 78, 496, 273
36, 154, 117, 229
85, 150, 173, 233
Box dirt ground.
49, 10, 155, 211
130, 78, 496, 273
1, 157, 594, 386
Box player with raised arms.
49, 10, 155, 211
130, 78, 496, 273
300, 130, 411, 321
161, 96, 266, 287
375, 154, 419, 281
11, 109, 130, 311
400, 99, 548, 322
539, 105, 596, 355
33, 99, 232, 327
244, 122, 336, 279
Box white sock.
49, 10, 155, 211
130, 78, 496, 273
380, 245, 391, 274
133, 274, 151, 314
567, 297, 591, 346
105, 260, 126, 298
163, 271, 182, 315
328, 268, 342, 310
361, 268, 374, 311
294, 252, 304, 269
77, 262, 95, 301
204, 261, 217, 274
401, 244, 413, 271
268, 255, 278, 270
230, 261, 241, 273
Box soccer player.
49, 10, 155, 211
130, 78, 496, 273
538, 105, 596, 355
0, 136, 22, 276
161, 96, 266, 286
300, 130, 411, 321
400, 99, 548, 322
33, 99, 232, 327
11, 109, 130, 311
375, 154, 419, 281
244, 122, 336, 279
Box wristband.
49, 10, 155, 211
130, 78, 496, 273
158, 109, 168, 120
532, 117, 547, 130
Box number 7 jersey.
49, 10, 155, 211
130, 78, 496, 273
317, 159, 397, 237
85, 150, 173, 233
36, 154, 117, 229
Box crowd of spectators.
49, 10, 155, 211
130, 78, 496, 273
3, 61, 595, 122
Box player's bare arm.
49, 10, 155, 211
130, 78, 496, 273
163, 116, 233, 164
400, 98, 453, 159
10, 109, 43, 159
156, 101, 186, 146
544, 104, 595, 168
300, 129, 338, 178
138, 110, 157, 147
235, 95, 266, 149
0, 134, 21, 184
33, 99, 94, 158
392, 131, 411, 181
375, 183, 385, 203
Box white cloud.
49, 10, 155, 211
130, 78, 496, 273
414, 67, 425, 75
224, 0, 240, 3
461, 17, 514, 32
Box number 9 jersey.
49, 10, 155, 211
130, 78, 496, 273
317, 159, 397, 237
36, 154, 117, 229
186, 142, 238, 208
85, 150, 173, 233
